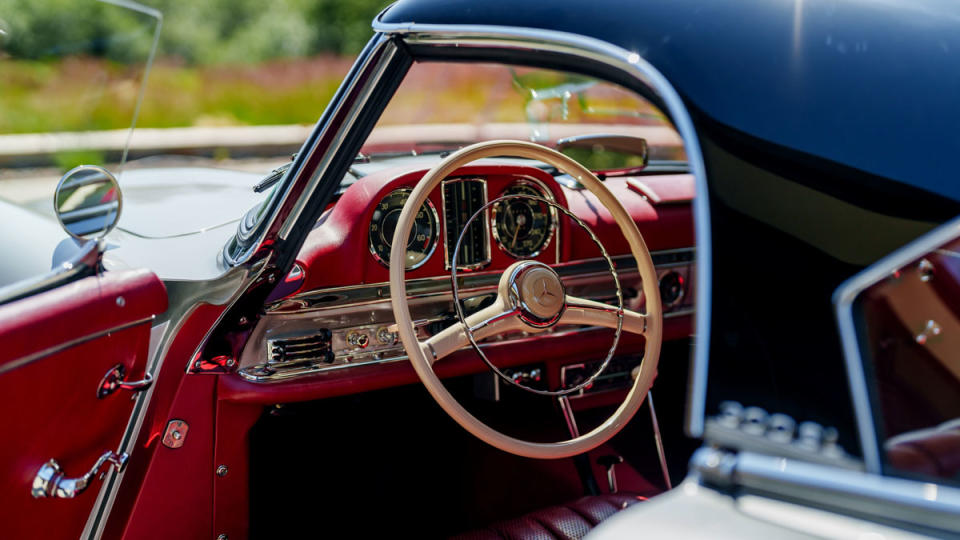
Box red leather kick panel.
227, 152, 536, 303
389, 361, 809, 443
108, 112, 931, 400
0, 269, 167, 540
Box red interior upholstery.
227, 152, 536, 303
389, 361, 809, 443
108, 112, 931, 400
887, 421, 960, 479
451, 494, 646, 540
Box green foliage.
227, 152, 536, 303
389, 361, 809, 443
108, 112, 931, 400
53, 149, 105, 172
0, 0, 392, 64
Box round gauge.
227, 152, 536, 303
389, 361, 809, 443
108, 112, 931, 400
492, 180, 556, 259
369, 188, 439, 270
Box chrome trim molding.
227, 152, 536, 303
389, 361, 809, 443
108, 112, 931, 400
268, 248, 695, 314
85, 259, 266, 538
0, 315, 155, 377
370, 19, 712, 436
694, 448, 960, 535
223, 35, 398, 266
833, 214, 960, 475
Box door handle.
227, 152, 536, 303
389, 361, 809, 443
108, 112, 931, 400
97, 363, 153, 399
31, 451, 128, 499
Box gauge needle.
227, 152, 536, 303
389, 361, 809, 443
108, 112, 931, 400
512, 214, 527, 248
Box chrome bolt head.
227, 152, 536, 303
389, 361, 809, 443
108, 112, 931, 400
216, 465, 228, 477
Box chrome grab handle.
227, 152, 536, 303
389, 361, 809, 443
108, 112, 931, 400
97, 363, 154, 399
31, 451, 128, 499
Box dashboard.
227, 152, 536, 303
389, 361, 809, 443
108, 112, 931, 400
234, 159, 695, 407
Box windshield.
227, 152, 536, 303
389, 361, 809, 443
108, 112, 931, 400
0, 0, 160, 207
364, 63, 684, 163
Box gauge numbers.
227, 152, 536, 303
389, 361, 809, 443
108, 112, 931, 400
369, 188, 439, 270
493, 181, 556, 259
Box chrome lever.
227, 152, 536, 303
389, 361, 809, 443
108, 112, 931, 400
32, 451, 128, 499
97, 363, 153, 399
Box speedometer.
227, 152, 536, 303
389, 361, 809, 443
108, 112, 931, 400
369, 188, 439, 270
492, 180, 556, 259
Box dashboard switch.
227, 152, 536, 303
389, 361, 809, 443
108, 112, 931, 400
347, 331, 369, 348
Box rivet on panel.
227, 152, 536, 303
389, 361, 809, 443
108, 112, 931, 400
116, 296, 126, 307
216, 465, 229, 477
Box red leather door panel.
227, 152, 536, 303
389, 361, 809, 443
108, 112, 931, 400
0, 269, 167, 540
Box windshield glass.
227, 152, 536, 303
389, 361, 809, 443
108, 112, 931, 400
363, 63, 685, 165
0, 0, 159, 207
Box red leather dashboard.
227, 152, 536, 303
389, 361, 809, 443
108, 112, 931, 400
294, 163, 694, 293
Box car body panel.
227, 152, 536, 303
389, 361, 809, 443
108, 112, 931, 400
0, 269, 166, 540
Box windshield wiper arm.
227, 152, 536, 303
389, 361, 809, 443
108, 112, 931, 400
253, 154, 297, 193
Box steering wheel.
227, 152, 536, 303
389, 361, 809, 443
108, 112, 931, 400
389, 140, 662, 459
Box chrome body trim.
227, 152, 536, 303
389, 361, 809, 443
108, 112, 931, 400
368, 187, 440, 271
489, 177, 559, 261
223, 34, 398, 265
371, 19, 711, 435
441, 177, 492, 270
0, 315, 154, 377
0, 238, 101, 307
693, 448, 960, 535
833, 214, 960, 475
276, 37, 397, 244
85, 259, 266, 538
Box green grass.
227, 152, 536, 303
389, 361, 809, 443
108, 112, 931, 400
0, 56, 353, 134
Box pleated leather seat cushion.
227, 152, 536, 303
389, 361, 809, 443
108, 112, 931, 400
451, 493, 647, 540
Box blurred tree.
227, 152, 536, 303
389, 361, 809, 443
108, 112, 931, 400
0, 0, 392, 64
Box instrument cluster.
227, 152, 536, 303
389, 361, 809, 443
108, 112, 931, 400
368, 176, 558, 271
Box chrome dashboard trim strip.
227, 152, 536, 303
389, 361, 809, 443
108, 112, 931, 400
266, 248, 694, 313
239, 309, 693, 383
371, 18, 712, 437
833, 214, 960, 475
0, 315, 155, 377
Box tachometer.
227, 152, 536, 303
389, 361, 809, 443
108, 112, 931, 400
492, 180, 556, 259
369, 188, 439, 270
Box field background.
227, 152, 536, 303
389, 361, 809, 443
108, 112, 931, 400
0, 0, 390, 134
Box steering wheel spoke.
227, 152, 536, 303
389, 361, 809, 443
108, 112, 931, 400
423, 301, 522, 364
562, 295, 647, 335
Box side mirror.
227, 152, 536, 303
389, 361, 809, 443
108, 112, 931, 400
54, 165, 122, 241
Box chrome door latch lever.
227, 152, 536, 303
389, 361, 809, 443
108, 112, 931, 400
97, 363, 154, 399
32, 450, 128, 499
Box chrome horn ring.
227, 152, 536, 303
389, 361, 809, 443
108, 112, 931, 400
450, 193, 624, 397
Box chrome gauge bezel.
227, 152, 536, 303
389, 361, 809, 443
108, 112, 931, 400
491, 177, 558, 260
441, 177, 492, 271
368, 187, 440, 270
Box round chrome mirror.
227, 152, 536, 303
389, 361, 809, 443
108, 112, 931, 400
54, 165, 123, 241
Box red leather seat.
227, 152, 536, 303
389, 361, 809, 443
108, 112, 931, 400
451, 493, 647, 540
887, 420, 960, 479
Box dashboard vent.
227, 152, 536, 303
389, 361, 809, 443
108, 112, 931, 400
267, 329, 334, 367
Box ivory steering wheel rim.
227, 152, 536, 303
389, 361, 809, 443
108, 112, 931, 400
389, 140, 663, 459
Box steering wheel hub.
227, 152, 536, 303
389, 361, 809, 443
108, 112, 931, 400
504, 261, 566, 327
